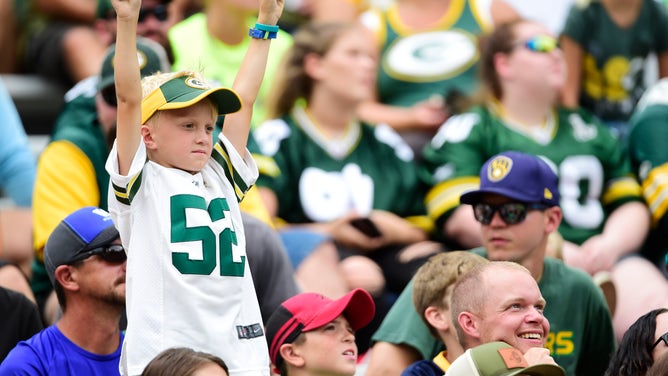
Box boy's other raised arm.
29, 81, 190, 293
223, 0, 284, 156
112, 0, 143, 175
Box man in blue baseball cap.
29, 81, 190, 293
366, 151, 615, 376
0, 206, 126, 375
460, 151, 559, 207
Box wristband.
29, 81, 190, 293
249, 23, 279, 39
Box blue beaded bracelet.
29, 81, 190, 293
248, 23, 279, 39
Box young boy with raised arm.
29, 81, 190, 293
107, 0, 284, 374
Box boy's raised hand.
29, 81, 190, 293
111, 0, 141, 20
258, 0, 285, 25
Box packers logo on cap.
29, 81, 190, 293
487, 155, 512, 182
185, 77, 211, 90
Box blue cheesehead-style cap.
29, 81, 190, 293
44, 207, 120, 286
460, 151, 560, 206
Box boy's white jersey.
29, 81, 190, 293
106, 134, 268, 376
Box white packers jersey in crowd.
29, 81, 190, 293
106, 134, 268, 376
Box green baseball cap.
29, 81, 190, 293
446, 342, 565, 376
141, 73, 242, 124
98, 37, 171, 91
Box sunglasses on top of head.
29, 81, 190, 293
653, 332, 668, 349
514, 35, 559, 54
473, 202, 549, 225
73, 244, 127, 264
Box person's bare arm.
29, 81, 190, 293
34, 0, 98, 23
112, 0, 142, 175
578, 201, 650, 274
365, 342, 422, 376
357, 97, 448, 133
223, 0, 284, 156
559, 35, 583, 109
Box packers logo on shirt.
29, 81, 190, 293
382, 30, 478, 82
488, 156, 512, 182
185, 77, 211, 90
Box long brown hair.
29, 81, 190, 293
478, 19, 526, 101
266, 22, 361, 118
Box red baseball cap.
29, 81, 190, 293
265, 288, 375, 367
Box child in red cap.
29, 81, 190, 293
265, 288, 376, 376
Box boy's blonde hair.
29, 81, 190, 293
413, 251, 488, 339
141, 70, 201, 99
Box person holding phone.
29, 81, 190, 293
253, 22, 441, 352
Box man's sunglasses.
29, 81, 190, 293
73, 244, 127, 264
473, 202, 549, 225
652, 332, 668, 349
138, 4, 169, 22
515, 35, 559, 53
106, 4, 168, 22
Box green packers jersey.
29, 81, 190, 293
253, 107, 427, 224
562, 0, 668, 121
371, 252, 616, 376
629, 78, 668, 265
364, 0, 492, 108
421, 104, 642, 244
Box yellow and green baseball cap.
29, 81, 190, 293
141, 72, 242, 124
446, 342, 565, 376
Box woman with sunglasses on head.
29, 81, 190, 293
605, 308, 668, 376
419, 19, 668, 342
421, 18, 649, 277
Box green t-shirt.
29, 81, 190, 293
561, 0, 668, 122
371, 250, 616, 376
420, 105, 642, 245
252, 106, 427, 223
168, 13, 293, 128
365, 0, 492, 108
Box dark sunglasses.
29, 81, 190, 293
73, 244, 127, 264
473, 202, 548, 225
106, 4, 169, 22
101, 86, 117, 107
515, 35, 559, 53
138, 4, 169, 22
653, 332, 668, 349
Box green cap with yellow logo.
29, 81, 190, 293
141, 73, 242, 124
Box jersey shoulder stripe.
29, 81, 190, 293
112, 170, 143, 205
212, 139, 249, 203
